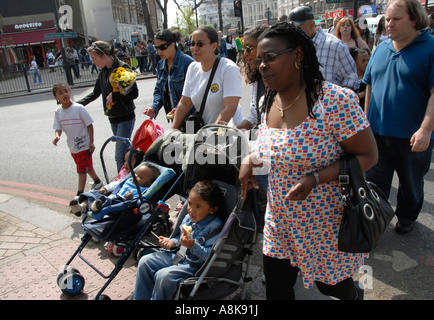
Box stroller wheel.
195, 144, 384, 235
58, 272, 85, 296
112, 244, 125, 257
56, 265, 80, 286
106, 243, 114, 253
96, 294, 111, 300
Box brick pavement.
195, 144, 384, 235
0, 207, 137, 300
0, 194, 269, 301
0, 193, 376, 301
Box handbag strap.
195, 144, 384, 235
196, 57, 221, 122
339, 154, 367, 201
339, 155, 352, 202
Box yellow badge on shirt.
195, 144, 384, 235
210, 83, 219, 93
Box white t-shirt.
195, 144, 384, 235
53, 102, 94, 154
182, 58, 242, 125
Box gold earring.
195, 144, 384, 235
295, 61, 301, 70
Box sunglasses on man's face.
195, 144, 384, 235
155, 42, 172, 51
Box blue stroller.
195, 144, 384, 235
57, 137, 181, 300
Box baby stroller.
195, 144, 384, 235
143, 125, 258, 300
173, 182, 257, 300
57, 136, 181, 300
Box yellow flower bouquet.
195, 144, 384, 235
106, 67, 136, 115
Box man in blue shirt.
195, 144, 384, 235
363, 0, 434, 234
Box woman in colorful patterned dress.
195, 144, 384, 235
239, 22, 378, 300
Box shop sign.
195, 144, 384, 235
2, 21, 55, 33
324, 9, 354, 20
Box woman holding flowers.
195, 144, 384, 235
78, 40, 139, 172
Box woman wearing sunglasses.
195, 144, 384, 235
236, 24, 268, 131
239, 22, 378, 300
170, 26, 243, 131
77, 40, 138, 172
143, 29, 194, 120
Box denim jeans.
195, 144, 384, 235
33, 71, 42, 84
366, 134, 434, 224
134, 251, 197, 300
110, 119, 135, 172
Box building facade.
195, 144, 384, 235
242, 0, 279, 29
0, 0, 163, 71
198, 0, 241, 33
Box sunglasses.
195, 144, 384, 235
190, 41, 210, 48
254, 47, 296, 67
91, 43, 105, 54
243, 45, 257, 54
155, 42, 172, 51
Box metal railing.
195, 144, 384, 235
0, 62, 99, 95
0, 56, 157, 96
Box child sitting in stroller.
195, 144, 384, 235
133, 180, 225, 300
69, 163, 160, 217
115, 147, 145, 181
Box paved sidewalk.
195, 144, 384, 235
0, 193, 336, 300
5, 187, 433, 301
0, 194, 137, 300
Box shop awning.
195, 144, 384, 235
0, 29, 57, 47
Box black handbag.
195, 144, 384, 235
338, 154, 395, 253
179, 57, 220, 134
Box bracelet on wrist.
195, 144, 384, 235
312, 171, 320, 187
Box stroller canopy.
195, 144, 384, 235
145, 125, 250, 193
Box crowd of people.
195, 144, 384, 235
51, 0, 433, 301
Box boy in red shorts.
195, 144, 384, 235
52, 82, 103, 201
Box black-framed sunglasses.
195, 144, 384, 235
243, 45, 257, 54
254, 47, 296, 67
190, 41, 210, 48
155, 42, 172, 51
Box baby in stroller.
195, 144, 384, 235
69, 163, 160, 217
133, 180, 225, 300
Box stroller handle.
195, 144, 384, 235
100, 136, 144, 203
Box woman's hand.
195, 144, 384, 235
239, 153, 260, 200
286, 174, 316, 201
143, 107, 156, 119
166, 108, 176, 119
106, 92, 115, 107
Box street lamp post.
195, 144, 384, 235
51, 0, 73, 86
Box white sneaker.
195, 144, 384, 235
90, 181, 103, 190
69, 199, 86, 217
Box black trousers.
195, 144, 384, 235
263, 254, 358, 300
366, 135, 434, 224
